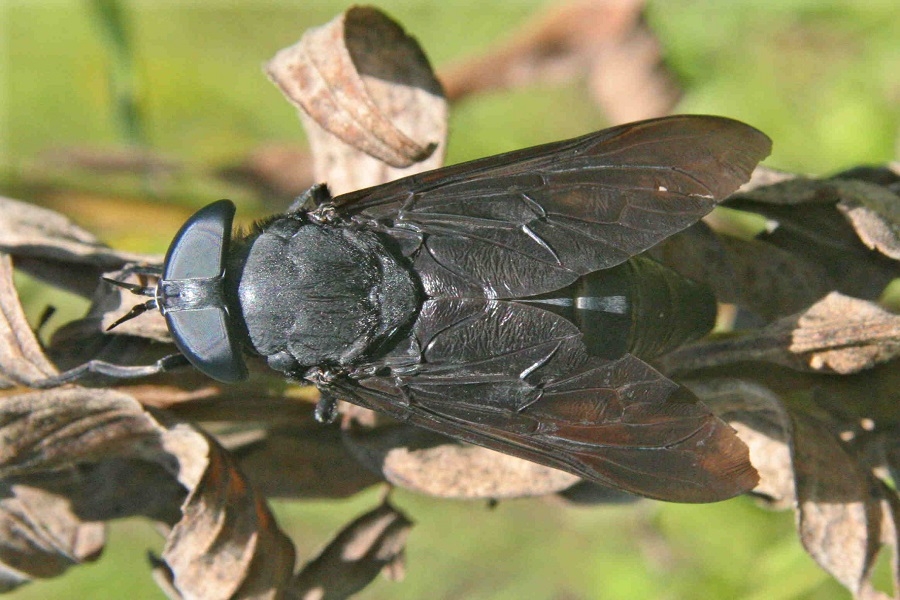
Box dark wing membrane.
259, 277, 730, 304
333, 115, 771, 297
332, 300, 757, 502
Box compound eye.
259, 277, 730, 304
167, 308, 247, 383
162, 200, 248, 383
164, 199, 235, 280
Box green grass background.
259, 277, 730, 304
1, 1, 899, 598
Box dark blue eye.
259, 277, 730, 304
160, 200, 248, 383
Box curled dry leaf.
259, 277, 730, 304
687, 376, 899, 599
662, 293, 900, 376
0, 389, 158, 590
267, 6, 447, 194
0, 386, 294, 598
150, 554, 183, 600
0, 389, 178, 515
0, 196, 154, 297
343, 423, 579, 499
31, 459, 185, 524
0, 482, 105, 592
0, 254, 60, 388
0, 463, 181, 590
739, 165, 799, 193
791, 412, 885, 598
654, 227, 821, 327
654, 215, 847, 323
161, 424, 295, 600
0, 389, 159, 477
790, 293, 900, 374
727, 178, 900, 308
654, 174, 900, 323
834, 179, 900, 260
289, 500, 413, 600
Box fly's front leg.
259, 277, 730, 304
288, 183, 333, 215
29, 354, 189, 389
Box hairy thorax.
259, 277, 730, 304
235, 216, 420, 373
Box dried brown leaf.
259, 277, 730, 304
0, 462, 180, 592
0, 389, 158, 477
791, 411, 884, 598
0, 387, 295, 598
740, 165, 800, 192
717, 235, 834, 321
0, 482, 105, 591
834, 165, 900, 188
0, 199, 166, 373
0, 254, 59, 388
231, 425, 383, 499
730, 177, 845, 207
16, 460, 184, 524
288, 500, 412, 600
343, 424, 579, 499
659, 222, 894, 323
0, 389, 161, 589
790, 293, 900, 374
161, 424, 295, 600
150, 554, 183, 600
688, 376, 899, 597
0, 196, 154, 297
662, 293, 900, 376
834, 180, 900, 260
267, 6, 447, 194
728, 180, 900, 308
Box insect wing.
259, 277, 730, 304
334, 299, 757, 502
333, 115, 771, 297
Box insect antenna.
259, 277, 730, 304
102, 276, 159, 331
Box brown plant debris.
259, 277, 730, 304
266, 6, 448, 194
288, 500, 412, 600
438, 0, 680, 123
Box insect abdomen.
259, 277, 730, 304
520, 256, 716, 360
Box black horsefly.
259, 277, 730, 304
58, 115, 771, 502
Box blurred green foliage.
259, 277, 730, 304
1, 1, 898, 599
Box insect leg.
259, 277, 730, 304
29, 354, 189, 389
314, 392, 339, 424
